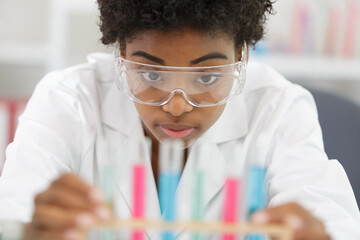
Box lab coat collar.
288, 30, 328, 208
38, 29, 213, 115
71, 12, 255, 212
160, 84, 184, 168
202, 94, 249, 144
87, 52, 115, 83
177, 137, 227, 213
101, 84, 141, 136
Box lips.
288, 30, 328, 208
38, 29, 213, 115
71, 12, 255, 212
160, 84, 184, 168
159, 125, 195, 139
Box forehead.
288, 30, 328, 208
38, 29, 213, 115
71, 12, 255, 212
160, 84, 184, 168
124, 28, 235, 60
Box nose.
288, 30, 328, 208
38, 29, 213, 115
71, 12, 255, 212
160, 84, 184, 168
162, 93, 194, 117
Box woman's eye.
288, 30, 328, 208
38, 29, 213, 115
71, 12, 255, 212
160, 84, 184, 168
198, 74, 221, 85
139, 71, 161, 82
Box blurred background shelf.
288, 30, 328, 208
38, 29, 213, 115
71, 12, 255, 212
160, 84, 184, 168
0, 44, 49, 66
0, 0, 359, 103
251, 55, 360, 82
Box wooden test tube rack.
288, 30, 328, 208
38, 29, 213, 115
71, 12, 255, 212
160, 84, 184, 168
90, 218, 293, 240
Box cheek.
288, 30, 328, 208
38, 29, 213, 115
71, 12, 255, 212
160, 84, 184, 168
134, 104, 154, 125
201, 105, 226, 128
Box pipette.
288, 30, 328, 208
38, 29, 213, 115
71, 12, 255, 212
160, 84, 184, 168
159, 139, 184, 240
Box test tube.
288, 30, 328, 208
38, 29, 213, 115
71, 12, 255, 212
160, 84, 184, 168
159, 139, 184, 240
131, 138, 150, 240
101, 166, 115, 210
190, 141, 208, 240
222, 164, 242, 240
246, 166, 267, 240
222, 178, 241, 240
0, 221, 24, 240
97, 136, 117, 240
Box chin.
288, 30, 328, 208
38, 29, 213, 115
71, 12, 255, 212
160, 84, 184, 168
156, 136, 196, 149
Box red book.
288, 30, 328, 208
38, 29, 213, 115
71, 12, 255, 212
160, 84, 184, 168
0, 98, 28, 175
0, 99, 10, 174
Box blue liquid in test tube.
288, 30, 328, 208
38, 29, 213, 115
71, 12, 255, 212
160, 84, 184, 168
247, 166, 267, 240
159, 140, 184, 240
159, 172, 181, 240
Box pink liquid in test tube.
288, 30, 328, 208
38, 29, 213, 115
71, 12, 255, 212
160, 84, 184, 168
132, 164, 146, 240
222, 178, 240, 240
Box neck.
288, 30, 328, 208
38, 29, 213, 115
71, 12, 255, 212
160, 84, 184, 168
142, 123, 188, 190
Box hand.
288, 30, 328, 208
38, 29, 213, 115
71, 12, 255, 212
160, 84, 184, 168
250, 202, 331, 240
28, 174, 111, 240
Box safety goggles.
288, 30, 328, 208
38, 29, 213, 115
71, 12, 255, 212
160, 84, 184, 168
114, 44, 247, 107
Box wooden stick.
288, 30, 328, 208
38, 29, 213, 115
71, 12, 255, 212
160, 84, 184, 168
93, 219, 293, 240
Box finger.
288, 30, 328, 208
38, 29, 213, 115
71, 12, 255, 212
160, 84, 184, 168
35, 188, 111, 221
50, 174, 104, 203
296, 227, 331, 240
35, 174, 105, 211
251, 203, 307, 226
256, 203, 324, 230
35, 185, 99, 212
32, 204, 96, 230
251, 203, 330, 240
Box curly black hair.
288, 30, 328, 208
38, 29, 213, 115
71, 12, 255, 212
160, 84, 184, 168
97, 0, 274, 48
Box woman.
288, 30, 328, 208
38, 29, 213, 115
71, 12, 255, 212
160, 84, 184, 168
0, 0, 359, 239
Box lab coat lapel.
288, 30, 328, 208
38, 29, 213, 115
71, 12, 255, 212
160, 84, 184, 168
193, 94, 249, 211
175, 96, 248, 237
100, 84, 162, 222
177, 139, 227, 219
110, 130, 162, 219
100, 83, 138, 216
204, 94, 248, 144
101, 128, 162, 240
101, 83, 140, 135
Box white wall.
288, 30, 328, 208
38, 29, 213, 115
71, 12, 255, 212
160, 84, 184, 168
0, 0, 49, 45
0, 0, 109, 97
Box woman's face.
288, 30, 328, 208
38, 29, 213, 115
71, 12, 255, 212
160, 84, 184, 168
122, 28, 241, 147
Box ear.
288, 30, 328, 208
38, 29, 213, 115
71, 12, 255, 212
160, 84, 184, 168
236, 43, 249, 63
119, 42, 127, 58
246, 43, 249, 62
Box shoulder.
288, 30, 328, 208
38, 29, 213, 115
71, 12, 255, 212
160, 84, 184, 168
243, 61, 316, 122
19, 53, 116, 144
37, 52, 113, 97
244, 61, 310, 97
30, 52, 114, 115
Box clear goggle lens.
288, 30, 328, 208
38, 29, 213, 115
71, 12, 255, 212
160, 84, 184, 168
114, 44, 247, 107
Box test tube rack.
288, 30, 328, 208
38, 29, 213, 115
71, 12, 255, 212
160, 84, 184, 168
96, 140, 289, 240
88, 218, 293, 240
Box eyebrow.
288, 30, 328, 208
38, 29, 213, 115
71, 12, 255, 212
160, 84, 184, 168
131, 51, 165, 65
190, 52, 228, 65
130, 51, 228, 65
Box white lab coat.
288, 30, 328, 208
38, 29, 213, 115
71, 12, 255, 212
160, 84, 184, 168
0, 53, 359, 239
